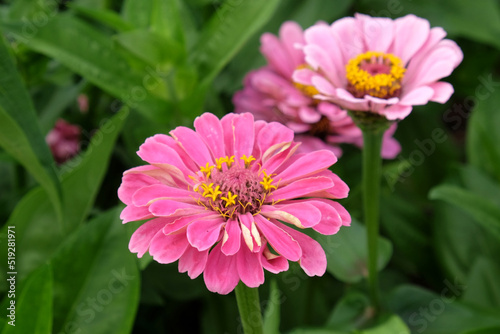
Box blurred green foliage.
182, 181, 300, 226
0, 0, 499, 333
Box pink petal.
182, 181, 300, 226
149, 230, 189, 264
163, 212, 218, 235
204, 243, 240, 295
132, 184, 194, 206
400, 86, 435, 106
170, 126, 214, 166
118, 172, 159, 205
329, 16, 363, 62
279, 21, 306, 69
129, 218, 170, 257
221, 113, 235, 156
120, 205, 154, 224
257, 122, 295, 159
261, 33, 295, 78
194, 113, 225, 158
178, 246, 209, 279
391, 14, 430, 64
254, 215, 302, 261
221, 219, 242, 256
137, 138, 193, 176
275, 150, 337, 184
149, 199, 203, 217
274, 221, 327, 276
261, 202, 321, 228
292, 67, 316, 86
233, 113, 255, 160
186, 217, 225, 251
428, 81, 454, 103
267, 176, 334, 201
261, 246, 289, 273
356, 13, 394, 53
237, 239, 265, 288
238, 213, 262, 252
383, 104, 413, 121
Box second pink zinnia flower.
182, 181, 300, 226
119, 113, 351, 294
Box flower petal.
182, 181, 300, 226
129, 218, 170, 257
261, 246, 289, 274
120, 205, 153, 224
178, 246, 209, 279
255, 215, 302, 261
186, 217, 225, 251
204, 243, 240, 295
194, 113, 225, 158
149, 199, 203, 217
274, 150, 337, 185
170, 126, 214, 166
132, 184, 195, 206
221, 219, 242, 256
267, 176, 334, 201
149, 230, 189, 264
261, 202, 321, 229
237, 239, 265, 288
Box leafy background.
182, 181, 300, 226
0, 0, 500, 333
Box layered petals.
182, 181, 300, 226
118, 112, 350, 294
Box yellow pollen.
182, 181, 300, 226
215, 157, 226, 170
200, 162, 214, 178
221, 191, 237, 207
201, 183, 214, 197
226, 155, 235, 168
240, 155, 256, 168
260, 170, 277, 192
210, 185, 222, 201
345, 51, 405, 99
293, 64, 320, 98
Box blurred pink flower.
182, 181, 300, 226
118, 112, 351, 294
46, 119, 81, 164
294, 14, 463, 120
234, 21, 401, 159
77, 94, 89, 113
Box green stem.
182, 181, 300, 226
235, 282, 263, 334
362, 129, 384, 311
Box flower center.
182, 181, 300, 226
345, 51, 405, 99
308, 116, 331, 140
294, 64, 320, 98
193, 155, 277, 219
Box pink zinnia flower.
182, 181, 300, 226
46, 119, 81, 164
233, 21, 401, 159
293, 14, 463, 121
118, 113, 351, 294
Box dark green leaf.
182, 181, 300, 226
0, 109, 127, 286
0, 35, 62, 220
50, 208, 140, 334
466, 89, 500, 182
360, 315, 409, 334
1, 264, 52, 334
463, 257, 500, 310
325, 291, 370, 331
429, 185, 500, 241
189, 0, 280, 86
70, 5, 135, 32
388, 285, 500, 334
1, 15, 172, 123
318, 219, 392, 283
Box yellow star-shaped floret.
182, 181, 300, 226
221, 191, 237, 207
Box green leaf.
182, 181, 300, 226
429, 185, 500, 241
461, 328, 500, 334
0, 108, 127, 286
388, 285, 500, 334
150, 0, 185, 46
0, 35, 62, 220
360, 315, 409, 334
114, 29, 184, 68
1, 15, 172, 123
463, 257, 500, 310
263, 279, 281, 334
121, 0, 152, 29
287, 329, 346, 334
317, 219, 392, 283
70, 4, 135, 32
466, 89, 500, 182
325, 291, 371, 331
1, 264, 53, 334
50, 208, 140, 334
189, 0, 280, 86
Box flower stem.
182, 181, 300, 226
235, 282, 264, 334
362, 128, 384, 311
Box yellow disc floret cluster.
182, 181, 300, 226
345, 51, 406, 99
193, 155, 278, 219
